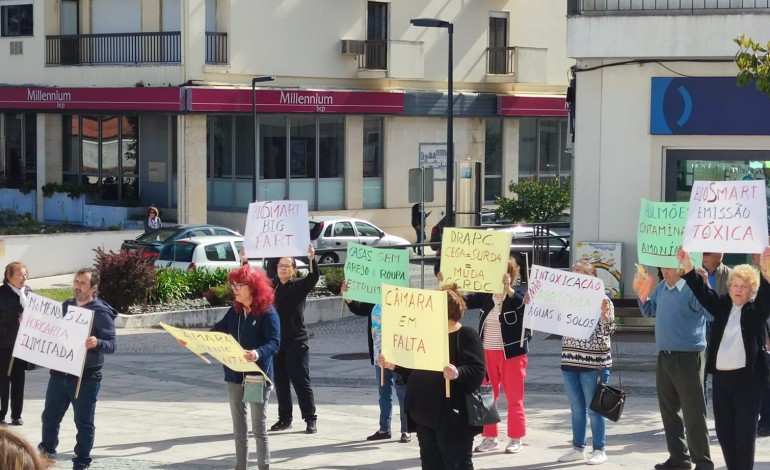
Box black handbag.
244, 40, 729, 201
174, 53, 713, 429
466, 383, 501, 426
455, 333, 500, 426
589, 342, 626, 422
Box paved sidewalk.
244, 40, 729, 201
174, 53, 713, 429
6, 315, 769, 469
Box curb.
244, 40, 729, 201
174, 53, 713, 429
115, 296, 349, 328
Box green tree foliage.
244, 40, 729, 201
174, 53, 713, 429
735, 35, 770, 95
494, 177, 571, 223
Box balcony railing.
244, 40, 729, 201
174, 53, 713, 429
486, 46, 516, 75
358, 39, 387, 70
205, 32, 228, 64
569, 0, 770, 14
46, 32, 181, 65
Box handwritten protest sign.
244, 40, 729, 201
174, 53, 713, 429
159, 323, 269, 379
242, 200, 310, 258
12, 293, 93, 377
343, 243, 410, 304
683, 180, 768, 253
380, 285, 448, 372
440, 228, 512, 293
638, 199, 702, 268
523, 265, 607, 340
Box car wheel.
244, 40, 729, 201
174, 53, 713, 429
318, 253, 338, 265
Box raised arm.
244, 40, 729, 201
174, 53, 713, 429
678, 247, 722, 315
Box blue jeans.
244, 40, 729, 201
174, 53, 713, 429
374, 364, 407, 433
39, 373, 102, 467
562, 368, 610, 451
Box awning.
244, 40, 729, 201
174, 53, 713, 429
497, 95, 567, 117
0, 87, 183, 112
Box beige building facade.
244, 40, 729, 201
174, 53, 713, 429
0, 0, 572, 239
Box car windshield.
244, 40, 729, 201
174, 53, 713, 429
138, 228, 180, 243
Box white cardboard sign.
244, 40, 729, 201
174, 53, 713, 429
683, 180, 768, 254
12, 293, 93, 377
242, 200, 311, 258
523, 265, 606, 340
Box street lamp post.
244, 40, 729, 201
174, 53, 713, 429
410, 18, 453, 227
252, 76, 276, 202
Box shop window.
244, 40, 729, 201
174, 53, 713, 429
665, 150, 770, 203
208, 115, 345, 211
2, 113, 36, 187
518, 117, 570, 183
62, 114, 140, 203
1, 3, 33, 37
484, 118, 503, 203
363, 116, 383, 209
665, 149, 770, 266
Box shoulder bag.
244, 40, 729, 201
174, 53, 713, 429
466, 383, 500, 426
589, 341, 626, 422
242, 374, 265, 404
456, 331, 501, 426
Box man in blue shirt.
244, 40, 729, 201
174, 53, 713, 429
38, 268, 117, 470
638, 266, 714, 470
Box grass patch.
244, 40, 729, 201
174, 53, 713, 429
34, 288, 71, 302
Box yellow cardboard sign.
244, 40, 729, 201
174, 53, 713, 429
439, 228, 512, 293
160, 322, 269, 380
380, 285, 448, 372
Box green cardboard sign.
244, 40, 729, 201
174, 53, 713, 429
638, 199, 702, 268
343, 243, 410, 304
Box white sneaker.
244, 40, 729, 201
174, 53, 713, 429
558, 447, 587, 462
587, 450, 607, 465
474, 437, 499, 452
505, 438, 522, 454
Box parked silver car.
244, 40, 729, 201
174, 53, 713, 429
309, 216, 410, 264
154, 235, 307, 272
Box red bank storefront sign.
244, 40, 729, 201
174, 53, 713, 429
498, 95, 567, 117
186, 88, 404, 114
0, 87, 183, 111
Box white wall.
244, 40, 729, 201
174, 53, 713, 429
0, 230, 143, 277
568, 13, 770, 59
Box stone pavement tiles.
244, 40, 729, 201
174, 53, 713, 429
6, 320, 770, 469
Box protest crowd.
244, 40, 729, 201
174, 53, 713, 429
0, 190, 769, 470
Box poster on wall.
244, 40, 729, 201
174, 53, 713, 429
574, 242, 623, 299
418, 143, 447, 181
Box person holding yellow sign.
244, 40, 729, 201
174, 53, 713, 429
379, 285, 485, 469
211, 265, 280, 470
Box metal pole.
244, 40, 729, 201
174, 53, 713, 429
251, 76, 275, 203
252, 81, 257, 203
446, 24, 454, 227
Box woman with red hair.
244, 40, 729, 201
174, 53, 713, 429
212, 265, 280, 470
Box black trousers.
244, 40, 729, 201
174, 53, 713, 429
415, 422, 474, 470
274, 340, 316, 422
713, 368, 763, 470
0, 347, 25, 420
759, 383, 770, 428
